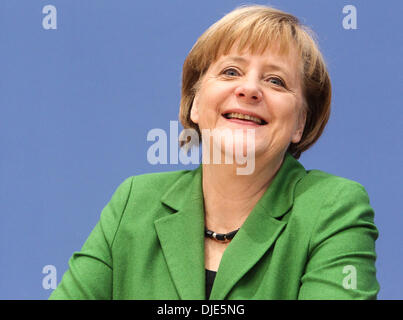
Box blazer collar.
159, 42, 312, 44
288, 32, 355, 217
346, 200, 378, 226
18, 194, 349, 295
155, 152, 306, 299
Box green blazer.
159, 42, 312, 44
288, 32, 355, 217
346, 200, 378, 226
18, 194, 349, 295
49, 153, 379, 300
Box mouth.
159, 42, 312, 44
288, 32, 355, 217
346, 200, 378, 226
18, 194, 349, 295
222, 112, 268, 126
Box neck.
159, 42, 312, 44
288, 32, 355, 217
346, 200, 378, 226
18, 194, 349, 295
202, 152, 285, 233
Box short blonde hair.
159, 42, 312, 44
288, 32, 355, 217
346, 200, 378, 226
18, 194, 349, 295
179, 5, 331, 159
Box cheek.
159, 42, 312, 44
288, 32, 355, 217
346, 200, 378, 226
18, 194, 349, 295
268, 94, 297, 119
266, 95, 301, 134
198, 84, 232, 117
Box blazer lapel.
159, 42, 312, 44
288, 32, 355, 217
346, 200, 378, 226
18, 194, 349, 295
210, 153, 307, 300
154, 167, 205, 300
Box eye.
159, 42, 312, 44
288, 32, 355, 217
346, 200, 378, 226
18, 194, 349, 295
222, 68, 240, 77
267, 77, 286, 87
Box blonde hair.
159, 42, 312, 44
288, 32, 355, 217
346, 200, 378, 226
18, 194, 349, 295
179, 5, 331, 159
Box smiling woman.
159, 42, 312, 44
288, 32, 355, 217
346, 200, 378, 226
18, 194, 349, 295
50, 5, 379, 300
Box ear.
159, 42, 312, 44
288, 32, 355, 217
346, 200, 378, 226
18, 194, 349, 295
189, 94, 200, 124
291, 108, 307, 144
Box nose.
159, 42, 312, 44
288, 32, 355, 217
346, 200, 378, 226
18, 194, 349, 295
234, 80, 263, 104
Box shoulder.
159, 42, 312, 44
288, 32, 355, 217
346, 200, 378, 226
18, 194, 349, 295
100, 168, 194, 215
292, 168, 375, 236
131, 168, 192, 189
296, 169, 370, 203
116, 168, 194, 202
102, 168, 196, 233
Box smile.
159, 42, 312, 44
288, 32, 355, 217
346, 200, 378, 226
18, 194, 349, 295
222, 112, 267, 125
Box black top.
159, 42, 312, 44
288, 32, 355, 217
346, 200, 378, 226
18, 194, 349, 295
205, 269, 217, 299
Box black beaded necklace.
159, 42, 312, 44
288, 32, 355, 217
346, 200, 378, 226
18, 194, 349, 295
204, 227, 240, 242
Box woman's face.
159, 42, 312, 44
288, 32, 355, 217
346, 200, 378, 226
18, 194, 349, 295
190, 43, 306, 165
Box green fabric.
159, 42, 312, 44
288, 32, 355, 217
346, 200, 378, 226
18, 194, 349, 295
49, 153, 379, 300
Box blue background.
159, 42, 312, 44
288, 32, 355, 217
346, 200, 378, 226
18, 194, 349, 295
0, 0, 401, 299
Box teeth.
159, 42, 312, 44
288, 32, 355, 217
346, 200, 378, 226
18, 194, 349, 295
225, 112, 263, 125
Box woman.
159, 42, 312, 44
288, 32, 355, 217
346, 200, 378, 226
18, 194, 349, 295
50, 5, 379, 300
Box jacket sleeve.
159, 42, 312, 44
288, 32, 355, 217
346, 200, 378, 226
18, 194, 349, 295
297, 181, 380, 300
49, 176, 134, 300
